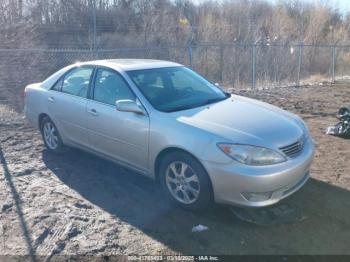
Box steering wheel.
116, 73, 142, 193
184, 86, 194, 93
178, 86, 194, 98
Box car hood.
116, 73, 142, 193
174, 95, 303, 148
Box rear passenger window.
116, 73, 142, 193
61, 67, 93, 98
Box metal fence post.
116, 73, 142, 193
297, 44, 303, 86
188, 45, 193, 68
219, 44, 224, 82
331, 45, 336, 83
92, 0, 97, 54
252, 44, 256, 89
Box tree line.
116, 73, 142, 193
0, 0, 349, 49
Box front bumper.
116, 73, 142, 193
203, 138, 315, 207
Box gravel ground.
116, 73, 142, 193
1, 83, 350, 257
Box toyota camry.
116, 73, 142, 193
24, 59, 315, 210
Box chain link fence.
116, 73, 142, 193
0, 44, 349, 111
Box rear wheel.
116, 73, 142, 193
159, 152, 213, 210
40, 116, 67, 153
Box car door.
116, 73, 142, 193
86, 67, 150, 171
47, 66, 94, 148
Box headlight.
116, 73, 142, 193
217, 144, 286, 166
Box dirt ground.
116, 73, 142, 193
0, 82, 350, 257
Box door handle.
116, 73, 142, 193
88, 108, 98, 116
48, 97, 55, 103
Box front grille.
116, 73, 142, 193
279, 138, 304, 158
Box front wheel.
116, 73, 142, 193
159, 152, 213, 210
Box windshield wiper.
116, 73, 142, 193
203, 96, 228, 105
195, 95, 230, 108
166, 96, 229, 113
165, 104, 201, 112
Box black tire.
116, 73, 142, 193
159, 151, 213, 210
40, 116, 67, 153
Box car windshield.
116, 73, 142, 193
127, 66, 228, 112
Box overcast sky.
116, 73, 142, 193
191, 0, 350, 15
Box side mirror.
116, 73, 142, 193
215, 82, 224, 90
215, 82, 229, 95
116, 100, 145, 115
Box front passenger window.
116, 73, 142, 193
61, 67, 93, 98
93, 69, 135, 105
51, 79, 63, 91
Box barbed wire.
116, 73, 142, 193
0, 43, 350, 53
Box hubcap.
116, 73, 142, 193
165, 161, 200, 204
43, 122, 58, 150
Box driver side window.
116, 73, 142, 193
93, 68, 135, 106
61, 67, 93, 98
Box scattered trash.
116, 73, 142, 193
230, 203, 307, 226
326, 106, 350, 138
192, 224, 209, 232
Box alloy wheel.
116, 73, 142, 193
165, 161, 200, 204
43, 122, 59, 150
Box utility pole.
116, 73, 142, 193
188, 19, 195, 69
182, 2, 195, 69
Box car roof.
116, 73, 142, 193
79, 59, 183, 71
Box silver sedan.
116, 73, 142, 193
24, 59, 315, 210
